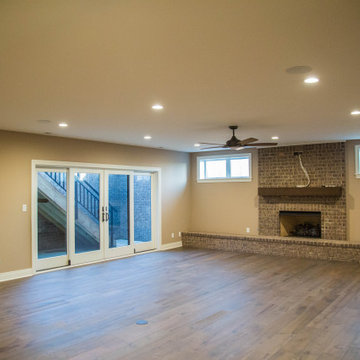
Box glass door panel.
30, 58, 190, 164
74, 172, 100, 253
36, 170, 68, 270
105, 171, 133, 257
70, 169, 104, 265
108, 174, 130, 248
134, 174, 155, 252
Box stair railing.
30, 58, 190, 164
44, 172, 117, 243
45, 171, 67, 191
75, 180, 100, 221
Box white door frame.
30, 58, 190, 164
31, 160, 162, 272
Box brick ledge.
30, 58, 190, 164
182, 232, 360, 249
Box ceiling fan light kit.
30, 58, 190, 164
199, 126, 278, 151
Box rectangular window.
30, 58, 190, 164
197, 154, 251, 182
205, 159, 227, 179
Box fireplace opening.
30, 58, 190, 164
279, 211, 321, 238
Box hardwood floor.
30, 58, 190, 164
1, 249, 360, 359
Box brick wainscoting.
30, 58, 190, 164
258, 142, 346, 240
182, 232, 360, 263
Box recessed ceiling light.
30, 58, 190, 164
194, 143, 201, 147
271, 136, 279, 140
304, 77, 319, 84
152, 104, 164, 110
351, 110, 360, 116
58, 122, 68, 127
144, 135, 152, 140
37, 119, 51, 124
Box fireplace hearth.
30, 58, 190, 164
280, 211, 321, 238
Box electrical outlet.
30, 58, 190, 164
22, 204, 27, 212
171, 233, 175, 239
178, 232, 182, 237
246, 227, 250, 233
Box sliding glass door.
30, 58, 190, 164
35, 166, 157, 270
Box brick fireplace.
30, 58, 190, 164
258, 143, 346, 240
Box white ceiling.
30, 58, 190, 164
0, 0, 360, 152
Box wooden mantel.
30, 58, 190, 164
258, 187, 342, 197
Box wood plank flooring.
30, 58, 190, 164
1, 249, 360, 359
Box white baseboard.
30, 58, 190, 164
0, 268, 34, 283
160, 241, 183, 251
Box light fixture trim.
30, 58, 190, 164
285, 65, 312, 74
304, 76, 319, 84
58, 122, 68, 128
351, 110, 360, 116
152, 104, 164, 110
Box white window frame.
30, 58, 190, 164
197, 153, 252, 183
355, 145, 360, 178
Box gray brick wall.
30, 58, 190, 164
258, 142, 346, 240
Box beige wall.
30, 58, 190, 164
346, 140, 360, 242
190, 149, 259, 236
2, 131, 360, 274
0, 131, 191, 273
190, 142, 360, 243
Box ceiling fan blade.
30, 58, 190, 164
200, 145, 226, 150
198, 142, 225, 146
244, 142, 278, 147
198, 126, 278, 151
240, 137, 258, 145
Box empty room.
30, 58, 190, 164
1, 1, 360, 359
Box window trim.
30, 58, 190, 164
196, 153, 252, 183
355, 145, 360, 178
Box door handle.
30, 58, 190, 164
105, 206, 109, 222
102, 206, 105, 222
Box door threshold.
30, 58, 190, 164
134, 248, 156, 254
35, 248, 159, 275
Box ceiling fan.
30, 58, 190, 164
199, 125, 278, 150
